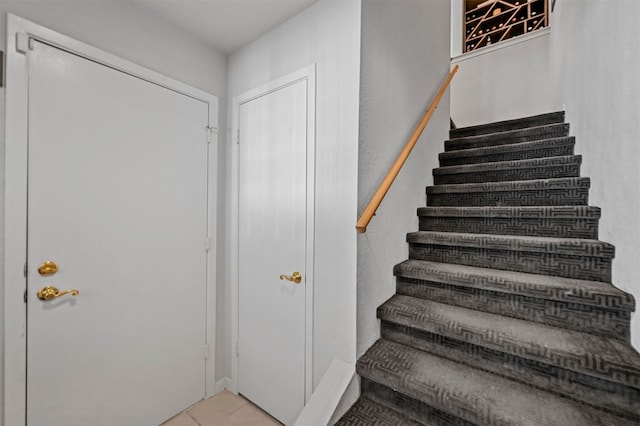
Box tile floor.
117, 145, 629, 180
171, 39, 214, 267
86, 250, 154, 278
161, 390, 281, 426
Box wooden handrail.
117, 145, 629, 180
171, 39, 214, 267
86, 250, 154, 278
356, 65, 459, 234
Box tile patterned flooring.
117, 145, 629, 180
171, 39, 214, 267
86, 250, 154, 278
161, 390, 281, 426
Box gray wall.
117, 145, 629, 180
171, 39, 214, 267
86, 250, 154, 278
357, 0, 451, 357
549, 0, 640, 350
0, 2, 227, 420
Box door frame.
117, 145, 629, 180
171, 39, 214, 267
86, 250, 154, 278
229, 66, 316, 402
4, 15, 219, 425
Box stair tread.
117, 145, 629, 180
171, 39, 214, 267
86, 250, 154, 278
336, 397, 427, 426
439, 136, 575, 160
450, 111, 565, 138
379, 295, 640, 387
393, 260, 634, 311
359, 339, 639, 426
417, 205, 600, 218
446, 123, 570, 148
406, 231, 615, 258
433, 155, 581, 176
426, 177, 590, 194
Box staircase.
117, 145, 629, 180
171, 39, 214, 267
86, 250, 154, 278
338, 112, 640, 425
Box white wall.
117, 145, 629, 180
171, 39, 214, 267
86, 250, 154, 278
449, 1, 554, 127
549, 0, 640, 350
451, 30, 554, 127
451, 0, 463, 58
227, 0, 360, 386
0, 1, 227, 95
357, 0, 451, 357
0, 1, 228, 420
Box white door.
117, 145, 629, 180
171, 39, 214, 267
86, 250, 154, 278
238, 78, 309, 425
27, 41, 211, 425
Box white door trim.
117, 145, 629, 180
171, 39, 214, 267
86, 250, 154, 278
230, 65, 316, 402
4, 15, 219, 425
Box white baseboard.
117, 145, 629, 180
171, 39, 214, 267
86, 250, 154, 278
328, 375, 359, 425
214, 377, 232, 394
294, 359, 355, 426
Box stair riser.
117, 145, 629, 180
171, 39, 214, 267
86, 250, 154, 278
445, 124, 570, 151
396, 278, 630, 342
360, 378, 475, 426
408, 244, 612, 282
427, 188, 590, 207
439, 143, 574, 166
419, 216, 599, 239
434, 163, 581, 185
381, 322, 640, 420
336, 398, 426, 426
449, 112, 565, 138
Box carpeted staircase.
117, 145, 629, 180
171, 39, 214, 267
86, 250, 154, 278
338, 112, 640, 425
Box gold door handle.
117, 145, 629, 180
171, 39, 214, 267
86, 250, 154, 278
279, 271, 302, 284
37, 286, 79, 301
38, 260, 59, 276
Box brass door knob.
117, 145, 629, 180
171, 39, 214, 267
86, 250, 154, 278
38, 260, 59, 276
279, 271, 302, 284
37, 286, 79, 301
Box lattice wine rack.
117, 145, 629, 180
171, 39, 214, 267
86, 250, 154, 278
465, 0, 548, 52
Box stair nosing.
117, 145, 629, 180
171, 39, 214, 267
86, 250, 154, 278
417, 205, 601, 219
378, 295, 640, 388
439, 136, 575, 160
426, 177, 590, 194
393, 259, 634, 311
406, 231, 615, 258
433, 155, 581, 176
358, 339, 638, 426
446, 122, 570, 145
450, 111, 565, 137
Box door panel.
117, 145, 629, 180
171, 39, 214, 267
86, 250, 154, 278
238, 79, 308, 425
27, 41, 209, 425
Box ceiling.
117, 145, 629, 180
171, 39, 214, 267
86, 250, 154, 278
132, 0, 318, 54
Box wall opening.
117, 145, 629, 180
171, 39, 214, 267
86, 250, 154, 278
464, 0, 548, 53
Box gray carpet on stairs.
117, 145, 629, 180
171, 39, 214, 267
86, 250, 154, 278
426, 177, 591, 207
337, 112, 640, 426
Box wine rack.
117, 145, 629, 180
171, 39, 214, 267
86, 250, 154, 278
465, 0, 548, 53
